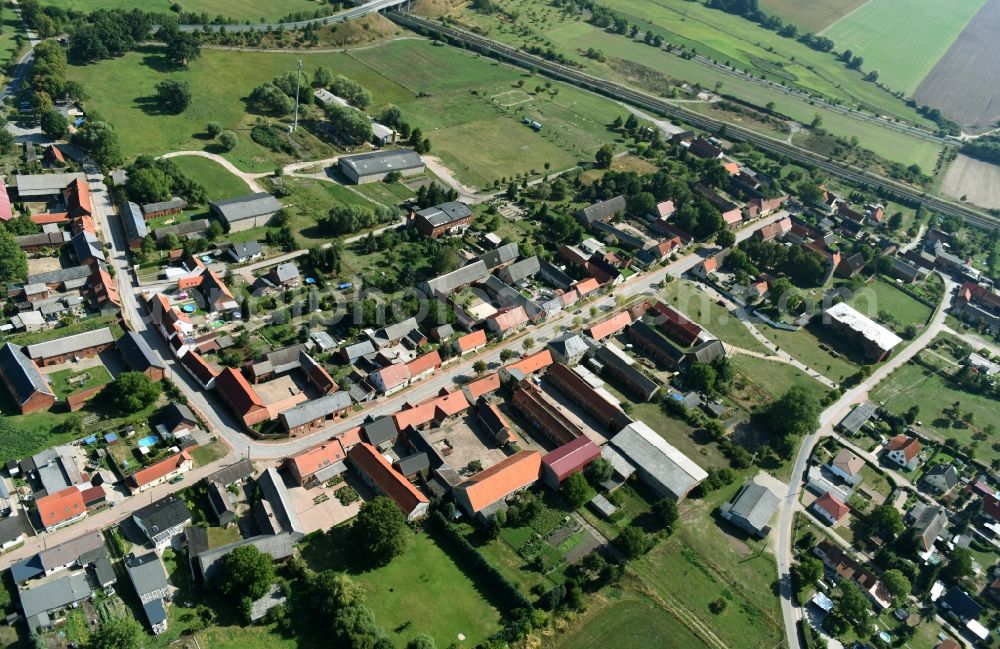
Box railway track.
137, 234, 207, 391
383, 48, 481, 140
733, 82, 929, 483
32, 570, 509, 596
390, 11, 998, 232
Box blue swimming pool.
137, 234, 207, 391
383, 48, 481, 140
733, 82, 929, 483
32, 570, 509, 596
137, 435, 159, 448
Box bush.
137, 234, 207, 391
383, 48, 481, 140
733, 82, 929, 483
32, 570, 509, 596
218, 131, 237, 151
206, 121, 223, 137
251, 123, 295, 154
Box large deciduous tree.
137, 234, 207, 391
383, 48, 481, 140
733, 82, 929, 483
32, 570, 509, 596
353, 496, 408, 566
218, 544, 276, 601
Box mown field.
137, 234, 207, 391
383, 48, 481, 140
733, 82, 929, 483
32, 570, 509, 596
759, 0, 868, 32
67, 39, 621, 186
821, 0, 987, 93
940, 153, 1000, 210
38, 0, 323, 22
847, 278, 934, 329
550, 596, 712, 649
167, 155, 254, 200
452, 1, 945, 170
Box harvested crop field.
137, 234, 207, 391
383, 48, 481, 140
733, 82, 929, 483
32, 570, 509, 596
913, 0, 1000, 131
759, 0, 867, 33
822, 0, 986, 94
940, 153, 1000, 209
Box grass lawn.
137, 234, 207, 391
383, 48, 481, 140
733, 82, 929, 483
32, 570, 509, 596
729, 354, 830, 403
190, 440, 228, 467
633, 486, 786, 649
549, 595, 711, 649
168, 155, 254, 200
661, 279, 770, 353
847, 278, 934, 330
821, 0, 987, 93
757, 324, 859, 383
870, 360, 1000, 464
47, 366, 113, 400
38, 0, 324, 22
303, 531, 502, 648
205, 525, 242, 549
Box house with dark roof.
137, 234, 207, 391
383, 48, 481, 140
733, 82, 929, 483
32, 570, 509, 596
279, 391, 352, 436
923, 464, 959, 494
453, 451, 541, 522
477, 396, 515, 446
132, 494, 192, 549
255, 468, 305, 538
418, 261, 490, 298
206, 458, 255, 488
209, 193, 283, 232
412, 201, 474, 237
156, 403, 198, 441
180, 350, 217, 389
720, 481, 779, 538
125, 553, 171, 634
627, 321, 685, 370
227, 240, 264, 263
119, 201, 149, 249
592, 344, 659, 402
154, 218, 210, 243
0, 343, 55, 413
907, 502, 949, 552
117, 331, 165, 381
362, 416, 399, 451
836, 401, 876, 436
267, 261, 300, 287
574, 195, 627, 226
348, 443, 429, 521
686, 137, 722, 159
476, 242, 520, 270
18, 571, 93, 632
142, 198, 187, 220
540, 436, 601, 489
339, 149, 425, 184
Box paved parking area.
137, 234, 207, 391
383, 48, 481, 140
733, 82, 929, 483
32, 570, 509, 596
423, 413, 510, 472
289, 473, 367, 534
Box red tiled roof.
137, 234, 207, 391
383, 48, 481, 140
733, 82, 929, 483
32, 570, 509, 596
63, 178, 92, 216
215, 367, 265, 415
288, 440, 346, 479
504, 349, 552, 375
542, 436, 601, 482
405, 350, 442, 377
887, 435, 921, 462
71, 215, 96, 235
30, 212, 69, 225
45, 145, 66, 164
456, 451, 541, 513
181, 351, 217, 385
655, 200, 675, 218
393, 390, 469, 430
464, 373, 501, 400
983, 494, 1000, 521
455, 329, 487, 353
337, 426, 363, 449
488, 306, 528, 331
586, 311, 632, 340
348, 443, 428, 516
36, 487, 86, 528
79, 485, 106, 506
128, 450, 192, 489
814, 492, 849, 521
574, 277, 600, 296
723, 161, 740, 176
375, 364, 411, 391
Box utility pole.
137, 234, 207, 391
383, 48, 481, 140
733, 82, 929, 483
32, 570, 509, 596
292, 59, 303, 133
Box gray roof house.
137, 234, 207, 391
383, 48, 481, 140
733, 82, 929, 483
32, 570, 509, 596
27, 264, 91, 288
340, 339, 376, 364
837, 401, 876, 435
125, 553, 170, 634
255, 468, 305, 539
15, 173, 87, 199
132, 494, 192, 549
227, 240, 264, 263
0, 342, 55, 411
338, 149, 425, 184
268, 261, 300, 287
154, 218, 210, 243
209, 193, 283, 232
476, 243, 520, 269
279, 391, 352, 432
498, 256, 541, 286
207, 481, 236, 526
419, 261, 490, 297
720, 482, 779, 538
547, 333, 593, 365
206, 458, 255, 487
120, 201, 149, 246
923, 464, 959, 494
10, 531, 104, 584
908, 502, 949, 552
362, 416, 399, 451
26, 327, 115, 362
18, 571, 92, 632
117, 330, 165, 376
196, 533, 296, 582
71, 230, 105, 264
608, 421, 708, 500
575, 195, 627, 226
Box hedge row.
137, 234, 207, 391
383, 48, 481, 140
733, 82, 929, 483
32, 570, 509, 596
428, 511, 533, 612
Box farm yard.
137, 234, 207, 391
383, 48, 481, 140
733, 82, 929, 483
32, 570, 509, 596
758, 0, 869, 32
821, 0, 988, 94
37, 0, 324, 22
913, 0, 1000, 131
940, 153, 1000, 209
